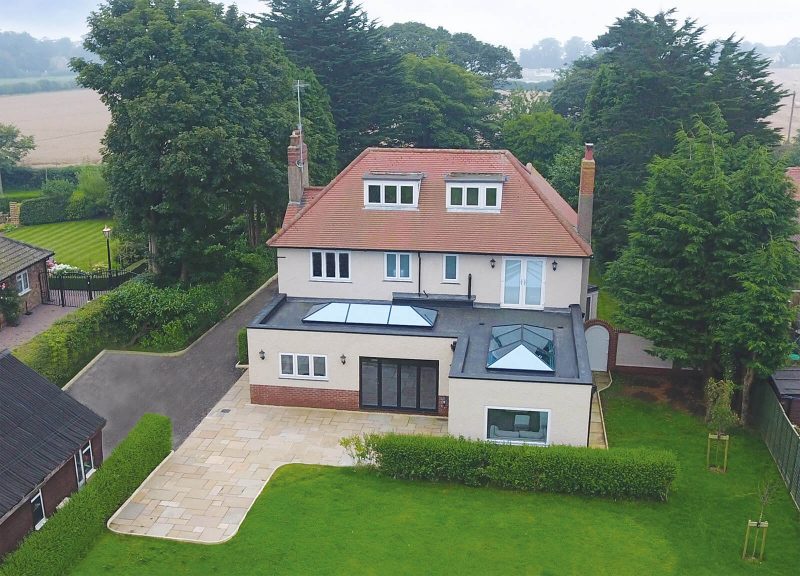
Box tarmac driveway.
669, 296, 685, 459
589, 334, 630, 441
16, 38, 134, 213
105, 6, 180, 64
67, 278, 278, 454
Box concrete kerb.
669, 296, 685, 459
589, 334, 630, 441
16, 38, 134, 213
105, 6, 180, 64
62, 274, 277, 392
106, 450, 175, 530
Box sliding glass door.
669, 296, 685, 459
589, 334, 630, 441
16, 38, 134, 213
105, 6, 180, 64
360, 358, 438, 412
502, 257, 544, 308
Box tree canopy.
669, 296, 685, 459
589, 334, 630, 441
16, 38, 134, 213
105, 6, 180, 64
552, 9, 786, 262
73, 0, 337, 280
607, 111, 800, 420
0, 123, 35, 195
391, 55, 496, 149
500, 109, 578, 180
383, 22, 521, 84
260, 0, 403, 167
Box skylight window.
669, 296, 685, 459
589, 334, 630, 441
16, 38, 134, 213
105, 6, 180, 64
487, 324, 555, 372
363, 172, 423, 209
303, 302, 437, 328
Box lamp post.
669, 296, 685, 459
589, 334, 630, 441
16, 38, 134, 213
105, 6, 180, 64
102, 225, 112, 274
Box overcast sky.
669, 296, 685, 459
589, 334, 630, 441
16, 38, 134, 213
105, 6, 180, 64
2, 0, 798, 54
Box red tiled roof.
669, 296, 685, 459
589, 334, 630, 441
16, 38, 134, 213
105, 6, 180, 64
270, 148, 591, 258
788, 167, 800, 200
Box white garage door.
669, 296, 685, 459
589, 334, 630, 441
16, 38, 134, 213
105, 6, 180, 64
585, 325, 610, 372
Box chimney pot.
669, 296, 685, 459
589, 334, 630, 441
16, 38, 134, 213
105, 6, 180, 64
584, 143, 594, 161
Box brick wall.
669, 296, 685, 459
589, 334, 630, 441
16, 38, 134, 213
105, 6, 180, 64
251, 383, 449, 416
0, 428, 103, 559
0, 261, 47, 327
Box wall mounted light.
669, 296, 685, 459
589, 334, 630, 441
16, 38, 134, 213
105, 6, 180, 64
552, 260, 558, 272
450, 341, 457, 351
340, 354, 347, 365
489, 258, 496, 269
258, 350, 266, 360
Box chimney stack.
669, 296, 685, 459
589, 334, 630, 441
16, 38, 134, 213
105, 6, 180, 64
577, 143, 595, 244
287, 129, 309, 203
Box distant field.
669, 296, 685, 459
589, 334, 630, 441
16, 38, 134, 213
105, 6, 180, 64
769, 68, 800, 140
0, 74, 77, 86
3, 219, 118, 271
0, 89, 108, 167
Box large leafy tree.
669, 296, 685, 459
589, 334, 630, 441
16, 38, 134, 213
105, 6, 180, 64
552, 9, 786, 262
260, 0, 403, 166
607, 112, 800, 420
391, 55, 496, 149
0, 123, 35, 195
73, 0, 337, 280
500, 109, 578, 180
383, 22, 521, 84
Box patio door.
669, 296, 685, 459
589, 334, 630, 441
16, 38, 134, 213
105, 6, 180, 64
360, 358, 438, 412
502, 257, 544, 308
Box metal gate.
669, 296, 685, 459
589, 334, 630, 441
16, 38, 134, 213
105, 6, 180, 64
43, 271, 134, 307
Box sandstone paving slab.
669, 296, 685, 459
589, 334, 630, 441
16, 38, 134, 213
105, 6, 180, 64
108, 370, 447, 543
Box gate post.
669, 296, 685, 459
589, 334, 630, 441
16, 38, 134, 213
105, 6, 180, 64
59, 275, 66, 307
86, 275, 93, 301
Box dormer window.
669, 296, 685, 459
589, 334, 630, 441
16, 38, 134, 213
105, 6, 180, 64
363, 172, 423, 209
445, 173, 504, 212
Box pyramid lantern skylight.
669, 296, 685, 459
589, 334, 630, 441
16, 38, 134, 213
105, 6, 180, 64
487, 324, 555, 372
303, 302, 437, 328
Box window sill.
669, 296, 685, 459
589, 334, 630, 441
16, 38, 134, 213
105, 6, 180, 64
487, 438, 549, 447
446, 207, 501, 214
279, 375, 329, 382
310, 278, 352, 283
383, 278, 413, 283
18, 288, 31, 296
364, 205, 419, 211
441, 280, 460, 285
86, 468, 96, 480
34, 518, 47, 531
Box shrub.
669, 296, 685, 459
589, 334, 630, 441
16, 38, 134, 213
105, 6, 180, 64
18, 194, 69, 225
351, 433, 679, 501
12, 295, 129, 386
0, 283, 22, 326
40, 179, 75, 198
66, 166, 108, 220
0, 166, 80, 191
0, 414, 172, 576
237, 328, 248, 364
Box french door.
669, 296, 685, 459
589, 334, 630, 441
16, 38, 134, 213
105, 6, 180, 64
360, 357, 438, 412
502, 257, 545, 308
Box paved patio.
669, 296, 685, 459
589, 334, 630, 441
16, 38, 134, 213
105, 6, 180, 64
108, 371, 448, 543
0, 303, 73, 349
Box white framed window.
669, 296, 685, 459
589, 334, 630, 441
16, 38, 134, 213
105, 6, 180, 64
446, 182, 502, 212
16, 270, 30, 295
31, 490, 46, 530
364, 180, 420, 209
279, 353, 327, 380
310, 250, 350, 281
442, 254, 459, 283
385, 252, 412, 281
74, 442, 95, 488
486, 407, 550, 446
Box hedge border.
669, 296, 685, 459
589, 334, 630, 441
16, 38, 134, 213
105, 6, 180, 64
343, 433, 679, 501
0, 414, 172, 576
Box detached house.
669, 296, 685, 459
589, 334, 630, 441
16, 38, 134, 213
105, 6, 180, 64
247, 132, 598, 446
0, 350, 105, 557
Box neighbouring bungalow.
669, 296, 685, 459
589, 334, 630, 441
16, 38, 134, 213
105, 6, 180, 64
0, 349, 105, 557
247, 132, 598, 447
0, 236, 53, 328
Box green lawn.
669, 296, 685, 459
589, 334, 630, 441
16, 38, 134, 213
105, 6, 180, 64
0, 190, 42, 212
3, 218, 117, 271
70, 385, 800, 575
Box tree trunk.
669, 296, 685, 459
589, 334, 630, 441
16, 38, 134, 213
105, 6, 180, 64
0, 170, 4, 196
148, 211, 160, 275
179, 260, 189, 283
740, 366, 755, 424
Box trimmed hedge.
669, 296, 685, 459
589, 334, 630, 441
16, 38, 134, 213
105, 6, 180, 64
346, 433, 678, 501
0, 414, 172, 576
18, 194, 69, 225
237, 327, 249, 364
12, 295, 127, 386
14, 250, 275, 385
